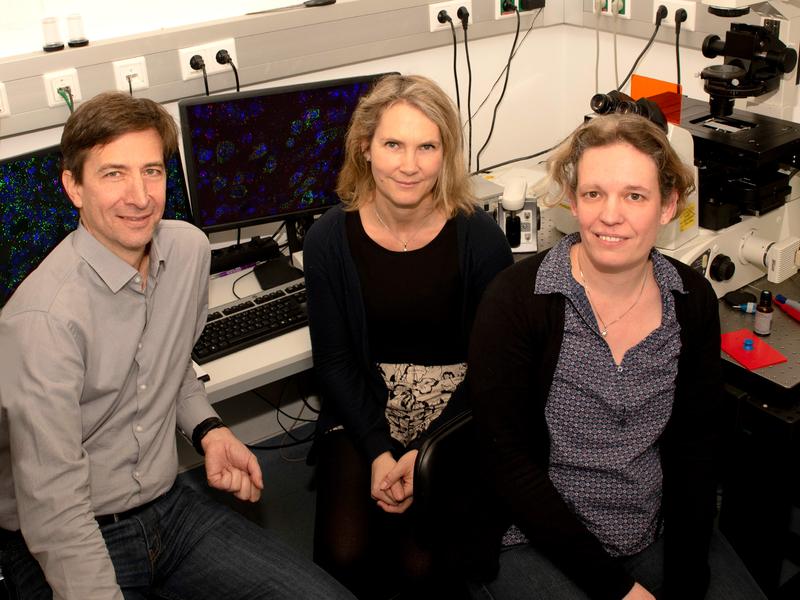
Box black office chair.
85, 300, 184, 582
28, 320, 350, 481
414, 409, 477, 536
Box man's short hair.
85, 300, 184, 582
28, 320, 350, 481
60, 91, 178, 184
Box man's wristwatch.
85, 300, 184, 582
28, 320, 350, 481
192, 417, 226, 456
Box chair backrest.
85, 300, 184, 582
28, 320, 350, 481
414, 409, 476, 531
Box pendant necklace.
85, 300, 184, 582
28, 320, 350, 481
373, 204, 435, 252
576, 248, 648, 337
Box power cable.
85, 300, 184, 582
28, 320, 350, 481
617, 6, 667, 92
437, 10, 462, 114
216, 49, 240, 93
467, 9, 540, 125
474, 143, 555, 174
190, 54, 210, 96
476, 5, 520, 172
458, 6, 473, 170
675, 9, 688, 92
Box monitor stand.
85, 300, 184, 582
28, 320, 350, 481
286, 216, 316, 253
253, 256, 303, 290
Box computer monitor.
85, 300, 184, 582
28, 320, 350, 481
0, 146, 192, 308
178, 73, 390, 246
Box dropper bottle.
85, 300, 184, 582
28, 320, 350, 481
754, 290, 773, 336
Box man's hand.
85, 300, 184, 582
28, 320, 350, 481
202, 427, 264, 502
622, 582, 656, 600
377, 449, 417, 514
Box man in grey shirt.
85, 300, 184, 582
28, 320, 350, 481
0, 92, 352, 600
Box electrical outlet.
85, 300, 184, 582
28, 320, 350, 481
178, 38, 239, 81
653, 0, 695, 30
0, 82, 9, 118
113, 57, 149, 92
496, 0, 518, 18
428, 1, 473, 32
594, 0, 632, 18
43, 69, 82, 108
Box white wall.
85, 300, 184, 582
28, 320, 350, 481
0, 0, 296, 58
1, 19, 795, 167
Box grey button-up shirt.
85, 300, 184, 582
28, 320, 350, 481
0, 220, 216, 600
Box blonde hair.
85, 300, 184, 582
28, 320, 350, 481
336, 74, 475, 217
540, 113, 694, 217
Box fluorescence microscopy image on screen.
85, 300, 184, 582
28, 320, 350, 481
0, 148, 191, 308
180, 75, 385, 233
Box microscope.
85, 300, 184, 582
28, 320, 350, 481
665, 2, 800, 296
568, 5, 800, 297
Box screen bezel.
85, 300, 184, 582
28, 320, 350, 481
178, 72, 392, 235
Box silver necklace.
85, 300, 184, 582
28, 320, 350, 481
373, 205, 434, 252
576, 248, 648, 337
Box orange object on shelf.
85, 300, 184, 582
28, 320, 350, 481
631, 75, 683, 124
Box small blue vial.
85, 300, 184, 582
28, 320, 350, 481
743, 338, 754, 351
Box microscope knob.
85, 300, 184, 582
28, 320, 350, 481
710, 254, 735, 281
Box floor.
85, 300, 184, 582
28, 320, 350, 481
176, 375, 320, 560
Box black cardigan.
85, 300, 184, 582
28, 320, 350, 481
304, 204, 512, 462
468, 250, 722, 600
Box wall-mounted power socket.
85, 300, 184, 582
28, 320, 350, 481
594, 0, 631, 18
0, 82, 10, 117
113, 57, 149, 92
653, 0, 695, 31
178, 38, 239, 81
428, 1, 473, 32
43, 69, 82, 108
496, 0, 518, 19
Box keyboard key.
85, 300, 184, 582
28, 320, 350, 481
193, 284, 308, 364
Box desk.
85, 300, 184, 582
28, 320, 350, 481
717, 274, 800, 599
201, 264, 313, 404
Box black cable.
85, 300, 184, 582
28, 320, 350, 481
253, 384, 317, 445
436, 11, 461, 115
190, 54, 209, 96
230, 266, 254, 300
449, 20, 461, 113
473, 143, 555, 174
476, 6, 520, 172
253, 388, 318, 424
675, 9, 687, 91
216, 49, 240, 93
247, 437, 315, 451
468, 9, 539, 128
617, 8, 666, 92
273, 221, 287, 239
458, 6, 473, 170
296, 376, 321, 414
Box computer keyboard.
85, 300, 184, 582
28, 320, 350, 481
192, 279, 308, 364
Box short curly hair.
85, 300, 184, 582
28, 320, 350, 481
541, 113, 695, 217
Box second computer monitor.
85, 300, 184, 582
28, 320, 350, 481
178, 73, 391, 238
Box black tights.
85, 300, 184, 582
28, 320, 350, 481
313, 431, 460, 600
